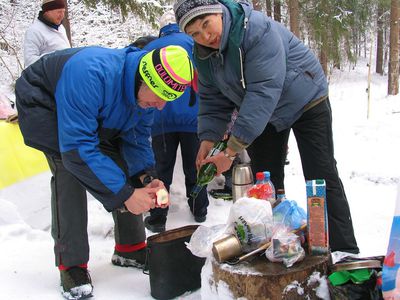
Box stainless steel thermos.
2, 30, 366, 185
232, 163, 254, 202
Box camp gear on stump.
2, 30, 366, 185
216, 224, 307, 265
145, 225, 206, 300
328, 256, 384, 300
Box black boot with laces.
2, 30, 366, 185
60, 266, 93, 300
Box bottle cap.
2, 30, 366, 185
255, 172, 264, 181
263, 171, 271, 178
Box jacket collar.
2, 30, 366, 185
38, 11, 61, 30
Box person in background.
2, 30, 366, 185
174, 0, 359, 254
16, 44, 193, 300
24, 0, 70, 67
139, 10, 209, 233
130, 35, 157, 48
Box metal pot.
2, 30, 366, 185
232, 163, 254, 202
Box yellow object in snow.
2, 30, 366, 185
0, 121, 48, 189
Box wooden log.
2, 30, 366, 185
211, 254, 329, 300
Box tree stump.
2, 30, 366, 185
211, 255, 329, 300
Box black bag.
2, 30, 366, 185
329, 270, 383, 300
145, 225, 206, 300
328, 256, 384, 300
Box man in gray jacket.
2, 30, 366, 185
174, 0, 359, 254
24, 0, 70, 67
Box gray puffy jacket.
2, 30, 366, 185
195, 0, 328, 148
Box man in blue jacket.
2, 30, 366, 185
15, 45, 193, 299
174, 0, 359, 254
141, 10, 209, 233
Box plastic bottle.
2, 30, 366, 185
276, 189, 286, 200
263, 171, 276, 206
382, 183, 400, 298
255, 172, 264, 184
190, 140, 227, 200
247, 171, 276, 206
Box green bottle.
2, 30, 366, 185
190, 140, 228, 200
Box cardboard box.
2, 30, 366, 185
306, 179, 329, 255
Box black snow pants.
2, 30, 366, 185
45, 141, 146, 267
247, 98, 359, 253
150, 132, 209, 219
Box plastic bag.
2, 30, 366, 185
265, 226, 305, 268
328, 269, 382, 300
186, 224, 226, 258
225, 197, 273, 252
273, 200, 307, 230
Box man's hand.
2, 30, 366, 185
202, 150, 234, 176
147, 179, 169, 208
146, 178, 164, 189
196, 140, 214, 170
124, 187, 159, 215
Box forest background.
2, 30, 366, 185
0, 0, 399, 97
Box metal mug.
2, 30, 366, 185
232, 163, 254, 202
212, 234, 242, 263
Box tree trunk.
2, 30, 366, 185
320, 34, 329, 76
288, 0, 300, 38
376, 4, 384, 75
388, 0, 399, 95
62, 0, 72, 46
211, 255, 329, 299
273, 0, 281, 22
266, 0, 272, 17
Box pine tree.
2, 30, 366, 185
82, 0, 167, 28
288, 0, 300, 38
388, 0, 399, 95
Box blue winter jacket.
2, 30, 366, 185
195, 0, 328, 150
16, 46, 155, 211
143, 24, 198, 136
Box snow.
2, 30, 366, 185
1, 0, 400, 299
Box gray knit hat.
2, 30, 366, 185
174, 0, 223, 31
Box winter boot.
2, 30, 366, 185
194, 215, 207, 223
111, 247, 146, 269
144, 215, 167, 233
60, 266, 93, 300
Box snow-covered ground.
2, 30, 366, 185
1, 58, 399, 299
1, 1, 399, 299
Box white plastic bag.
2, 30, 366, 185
225, 197, 273, 252
186, 224, 227, 258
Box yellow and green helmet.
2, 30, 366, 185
139, 45, 194, 101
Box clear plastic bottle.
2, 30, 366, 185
255, 172, 265, 184
247, 171, 276, 206
263, 171, 276, 206
275, 188, 286, 206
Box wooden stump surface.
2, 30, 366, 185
211, 254, 329, 300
